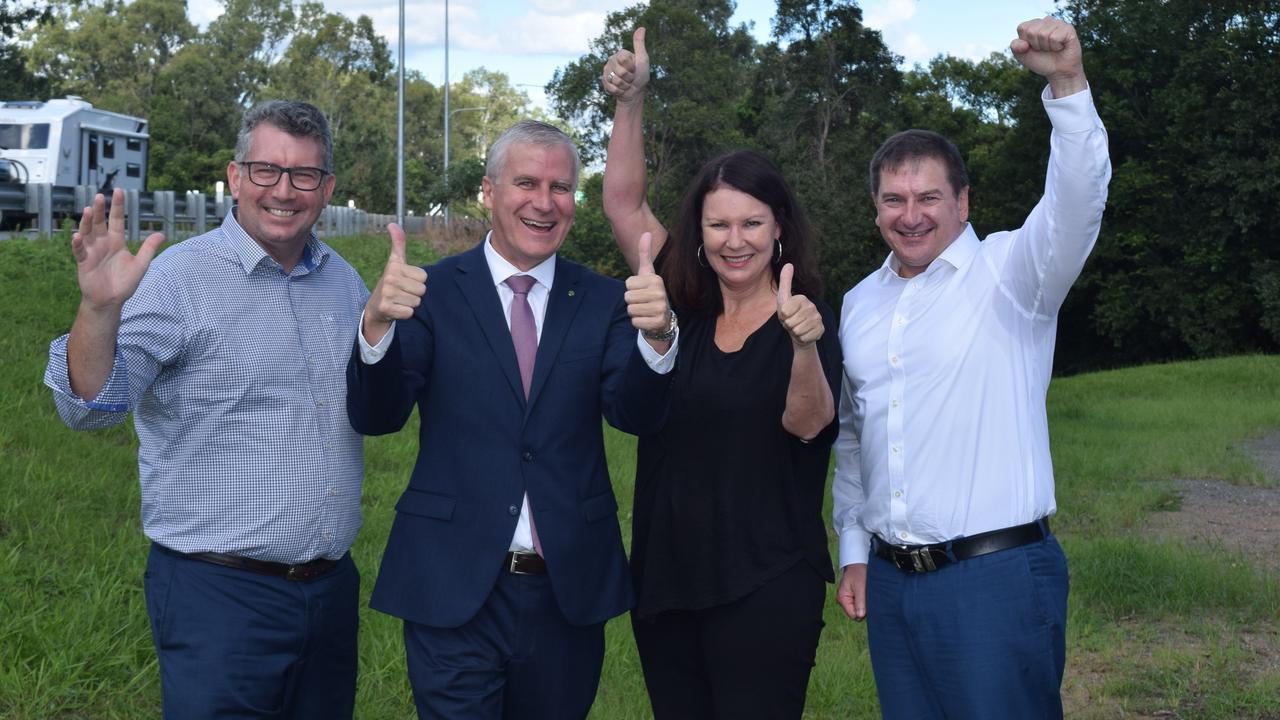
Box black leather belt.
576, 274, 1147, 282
155, 543, 339, 582
872, 519, 1049, 574
504, 551, 547, 575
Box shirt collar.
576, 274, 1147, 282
222, 206, 328, 276
483, 231, 556, 289
877, 222, 980, 283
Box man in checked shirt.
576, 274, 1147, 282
44, 100, 369, 718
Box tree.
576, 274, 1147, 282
265, 2, 397, 211
24, 0, 196, 116
1053, 0, 1280, 369
0, 0, 51, 99
746, 0, 902, 306
549, 0, 756, 220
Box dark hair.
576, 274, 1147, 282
486, 120, 580, 189
235, 100, 333, 172
869, 129, 968, 199
660, 150, 822, 318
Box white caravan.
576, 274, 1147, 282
0, 97, 149, 191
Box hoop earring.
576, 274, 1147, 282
773, 238, 783, 265
697, 245, 709, 268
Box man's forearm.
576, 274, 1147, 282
66, 300, 124, 401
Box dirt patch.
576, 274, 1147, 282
1062, 433, 1280, 718
1062, 620, 1280, 719
1145, 432, 1280, 577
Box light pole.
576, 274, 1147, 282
442, 106, 485, 225
396, 0, 405, 226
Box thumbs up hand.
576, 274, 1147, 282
625, 232, 674, 349
602, 27, 650, 104
776, 263, 823, 349
363, 223, 428, 343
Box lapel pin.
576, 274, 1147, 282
568, 290, 575, 297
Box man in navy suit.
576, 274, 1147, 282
347, 120, 678, 718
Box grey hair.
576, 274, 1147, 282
234, 100, 334, 172
485, 120, 580, 189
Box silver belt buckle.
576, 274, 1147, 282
910, 547, 937, 572
508, 552, 533, 575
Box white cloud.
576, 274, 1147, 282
950, 41, 1011, 63
502, 10, 609, 55
864, 0, 917, 31
530, 0, 579, 12
187, 0, 223, 27
896, 31, 932, 65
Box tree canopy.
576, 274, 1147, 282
6, 0, 1277, 370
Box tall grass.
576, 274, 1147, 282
1, 233, 1277, 718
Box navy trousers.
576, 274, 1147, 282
866, 534, 1069, 720
402, 568, 605, 719
143, 544, 359, 719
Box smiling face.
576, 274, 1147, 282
481, 142, 577, 271
700, 186, 780, 295
873, 157, 969, 279
227, 123, 334, 269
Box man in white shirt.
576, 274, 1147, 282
832, 17, 1110, 719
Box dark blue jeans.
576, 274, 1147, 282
866, 534, 1069, 720
144, 544, 359, 719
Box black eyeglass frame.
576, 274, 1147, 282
237, 161, 331, 191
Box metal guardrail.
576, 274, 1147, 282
0, 182, 430, 239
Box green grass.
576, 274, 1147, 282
2, 233, 1278, 718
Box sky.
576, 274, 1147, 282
188, 0, 1061, 111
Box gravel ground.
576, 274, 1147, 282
1145, 432, 1280, 577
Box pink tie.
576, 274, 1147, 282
504, 275, 542, 554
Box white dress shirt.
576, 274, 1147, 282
832, 86, 1111, 568
360, 234, 677, 552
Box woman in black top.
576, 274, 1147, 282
602, 28, 841, 719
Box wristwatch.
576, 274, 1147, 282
642, 309, 678, 342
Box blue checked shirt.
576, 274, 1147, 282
44, 210, 370, 564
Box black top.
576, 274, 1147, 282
631, 300, 841, 617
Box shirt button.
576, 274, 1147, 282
323, 531, 333, 539
899, 531, 909, 540
522, 451, 534, 462
327, 487, 336, 496
891, 445, 899, 454
894, 490, 902, 498
895, 315, 906, 325
890, 356, 899, 365
508, 505, 519, 516
324, 442, 333, 450
307, 356, 316, 364
316, 399, 326, 407
891, 399, 900, 408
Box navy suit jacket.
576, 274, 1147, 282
347, 243, 672, 628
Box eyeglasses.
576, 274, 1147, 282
238, 161, 330, 191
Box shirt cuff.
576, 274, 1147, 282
838, 526, 873, 568
1042, 83, 1102, 134
43, 334, 131, 423
358, 311, 395, 365
636, 326, 678, 374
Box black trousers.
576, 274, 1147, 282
631, 560, 827, 720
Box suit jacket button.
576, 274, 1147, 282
508, 505, 519, 516
522, 451, 534, 462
